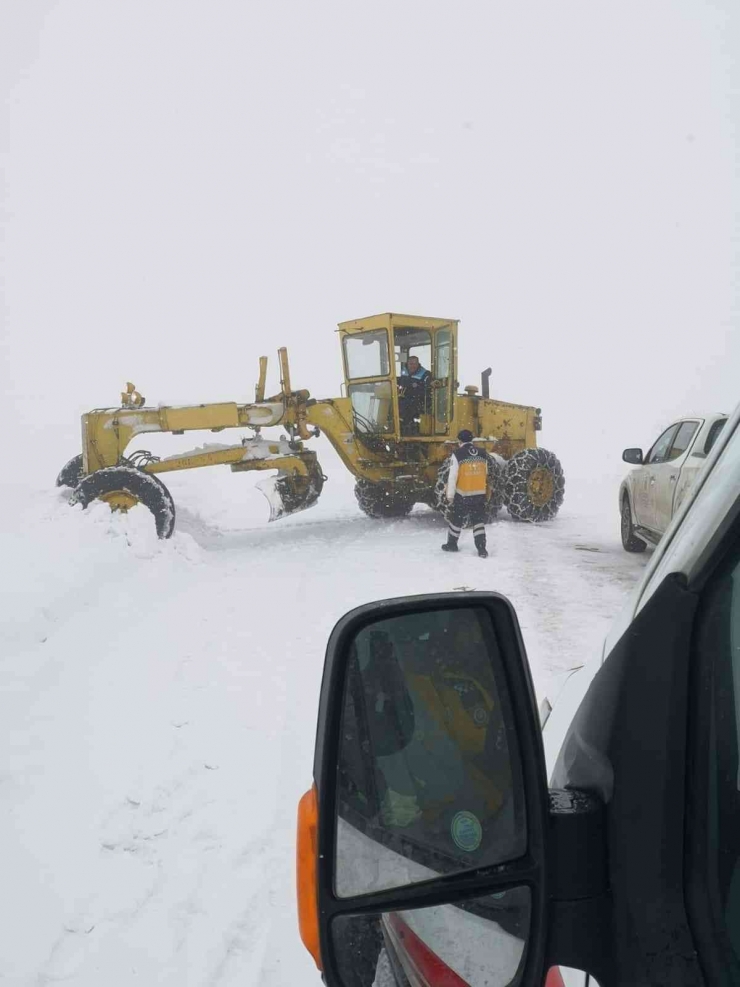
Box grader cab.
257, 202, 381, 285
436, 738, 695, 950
340, 314, 456, 439
57, 313, 564, 537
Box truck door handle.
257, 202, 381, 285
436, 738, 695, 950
670, 475, 677, 482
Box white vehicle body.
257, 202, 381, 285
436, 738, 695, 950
619, 413, 728, 549
543, 401, 740, 987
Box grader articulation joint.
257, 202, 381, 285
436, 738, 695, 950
57, 313, 564, 536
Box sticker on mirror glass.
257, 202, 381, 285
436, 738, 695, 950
451, 810, 482, 852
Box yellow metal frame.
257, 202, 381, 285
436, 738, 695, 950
338, 312, 459, 335
81, 401, 287, 474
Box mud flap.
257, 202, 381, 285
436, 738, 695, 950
257, 469, 325, 522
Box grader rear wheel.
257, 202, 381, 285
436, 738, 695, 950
71, 466, 176, 538
354, 479, 414, 519
56, 454, 84, 489
433, 453, 504, 523
504, 448, 565, 522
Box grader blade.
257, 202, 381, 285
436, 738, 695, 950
257, 469, 324, 522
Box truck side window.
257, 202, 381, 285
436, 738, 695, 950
705, 418, 728, 455
666, 421, 699, 461
688, 545, 740, 981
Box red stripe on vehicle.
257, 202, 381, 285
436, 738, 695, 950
385, 913, 471, 987
545, 967, 566, 987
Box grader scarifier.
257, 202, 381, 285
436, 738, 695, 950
57, 313, 565, 537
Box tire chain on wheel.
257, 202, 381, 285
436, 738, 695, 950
354, 479, 414, 519
504, 448, 565, 522
71, 466, 176, 538
433, 453, 504, 524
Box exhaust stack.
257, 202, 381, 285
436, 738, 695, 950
481, 367, 492, 398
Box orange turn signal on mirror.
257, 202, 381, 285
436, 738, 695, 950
297, 785, 322, 970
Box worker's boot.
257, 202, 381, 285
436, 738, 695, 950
475, 533, 488, 559
441, 534, 459, 553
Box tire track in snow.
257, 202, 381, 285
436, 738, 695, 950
483, 511, 649, 695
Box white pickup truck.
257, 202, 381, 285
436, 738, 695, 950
619, 412, 728, 552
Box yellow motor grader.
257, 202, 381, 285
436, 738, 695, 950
57, 313, 564, 537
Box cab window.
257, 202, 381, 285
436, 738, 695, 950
344, 331, 390, 379
666, 421, 699, 461
394, 327, 432, 377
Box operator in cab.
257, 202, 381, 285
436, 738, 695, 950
398, 355, 432, 435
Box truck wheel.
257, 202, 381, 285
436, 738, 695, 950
504, 448, 565, 522
71, 467, 176, 538
56, 454, 84, 489
621, 495, 646, 553
355, 480, 413, 518
434, 454, 504, 523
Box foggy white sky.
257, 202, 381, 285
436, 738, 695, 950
2, 1, 738, 488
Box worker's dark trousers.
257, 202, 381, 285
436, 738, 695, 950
448, 494, 486, 549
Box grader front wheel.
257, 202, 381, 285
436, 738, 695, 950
355, 480, 414, 519
504, 449, 565, 522
71, 467, 176, 538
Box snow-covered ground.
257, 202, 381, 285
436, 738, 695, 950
0, 439, 649, 986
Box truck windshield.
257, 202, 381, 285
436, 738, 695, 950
344, 331, 390, 379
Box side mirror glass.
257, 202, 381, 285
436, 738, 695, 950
331, 887, 532, 987
622, 448, 643, 465
335, 607, 526, 897
301, 593, 551, 987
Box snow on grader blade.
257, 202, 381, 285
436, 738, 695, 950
59, 314, 564, 537
257, 471, 324, 523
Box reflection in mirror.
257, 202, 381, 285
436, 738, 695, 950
335, 607, 526, 898
332, 888, 530, 987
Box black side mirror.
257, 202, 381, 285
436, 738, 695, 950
298, 593, 553, 987
622, 448, 643, 465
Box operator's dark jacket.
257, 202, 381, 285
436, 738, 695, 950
398, 367, 432, 415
